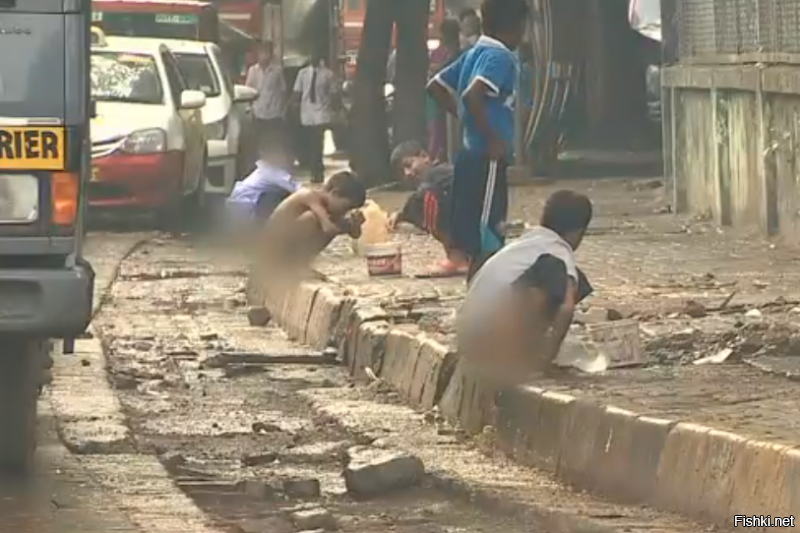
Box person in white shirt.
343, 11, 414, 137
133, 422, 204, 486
245, 41, 287, 152
293, 54, 339, 183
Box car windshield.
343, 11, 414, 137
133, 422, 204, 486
175, 53, 221, 97
91, 52, 164, 105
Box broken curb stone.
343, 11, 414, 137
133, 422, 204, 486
242, 452, 278, 467
290, 508, 336, 531
237, 479, 276, 500
343, 446, 424, 497
247, 306, 272, 327
159, 450, 186, 470
682, 300, 707, 318
283, 478, 321, 499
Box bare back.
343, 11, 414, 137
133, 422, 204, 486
257, 188, 338, 274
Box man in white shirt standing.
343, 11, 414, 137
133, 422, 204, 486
293, 54, 339, 183
246, 41, 287, 155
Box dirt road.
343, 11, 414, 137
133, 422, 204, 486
85, 233, 706, 533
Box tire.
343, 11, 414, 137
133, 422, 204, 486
183, 155, 208, 233
157, 154, 207, 234
0, 339, 45, 475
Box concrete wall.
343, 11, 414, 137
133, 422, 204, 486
663, 64, 800, 240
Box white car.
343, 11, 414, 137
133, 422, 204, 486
164, 39, 258, 196
89, 29, 207, 225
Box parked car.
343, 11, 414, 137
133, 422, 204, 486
165, 39, 258, 196
89, 30, 207, 226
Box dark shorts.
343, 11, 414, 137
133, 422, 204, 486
450, 151, 508, 259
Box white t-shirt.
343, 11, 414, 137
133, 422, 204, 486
293, 65, 337, 126
458, 226, 578, 340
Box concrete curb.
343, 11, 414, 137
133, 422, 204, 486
253, 276, 800, 531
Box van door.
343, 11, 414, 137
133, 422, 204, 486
162, 50, 203, 196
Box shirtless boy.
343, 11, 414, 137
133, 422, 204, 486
260, 170, 367, 272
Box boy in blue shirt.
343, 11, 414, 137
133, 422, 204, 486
427, 0, 529, 282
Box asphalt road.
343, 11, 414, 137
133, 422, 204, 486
0, 401, 138, 533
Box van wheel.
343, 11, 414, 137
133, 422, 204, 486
0, 339, 43, 475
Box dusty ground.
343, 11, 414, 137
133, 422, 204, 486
89, 235, 713, 533
312, 177, 800, 446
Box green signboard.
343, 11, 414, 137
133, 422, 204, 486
154, 13, 199, 25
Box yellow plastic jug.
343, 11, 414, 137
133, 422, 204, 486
353, 200, 390, 255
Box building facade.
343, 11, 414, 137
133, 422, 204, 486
663, 0, 800, 239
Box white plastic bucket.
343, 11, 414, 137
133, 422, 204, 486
365, 243, 402, 277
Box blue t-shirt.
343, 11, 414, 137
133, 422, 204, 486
226, 161, 300, 221
430, 35, 518, 156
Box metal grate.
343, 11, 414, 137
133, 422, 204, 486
678, 0, 717, 58
677, 0, 800, 60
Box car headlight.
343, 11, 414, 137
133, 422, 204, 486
205, 119, 228, 141
121, 128, 167, 154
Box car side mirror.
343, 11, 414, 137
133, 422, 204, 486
180, 90, 206, 110
232, 84, 258, 103
90, 100, 97, 119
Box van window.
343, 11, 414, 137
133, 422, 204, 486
175, 53, 221, 97
161, 52, 187, 105
209, 47, 234, 95
0, 14, 66, 119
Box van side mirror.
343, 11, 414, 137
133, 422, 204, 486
180, 90, 206, 110
90, 100, 97, 119
233, 85, 257, 103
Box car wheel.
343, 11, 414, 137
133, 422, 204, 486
183, 154, 208, 232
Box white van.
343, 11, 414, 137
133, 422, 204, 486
165, 39, 257, 196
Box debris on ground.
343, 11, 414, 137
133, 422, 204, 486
290, 507, 337, 531
343, 446, 425, 497
682, 300, 707, 318
247, 306, 272, 327
242, 452, 278, 467
238, 479, 276, 500
283, 478, 322, 499
693, 348, 734, 365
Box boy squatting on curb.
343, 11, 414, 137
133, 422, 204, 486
441, 191, 594, 432
388, 141, 469, 277
257, 170, 366, 274
226, 130, 366, 274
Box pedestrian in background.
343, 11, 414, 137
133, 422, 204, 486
459, 8, 482, 49
428, 18, 462, 163
293, 54, 339, 184
246, 41, 287, 153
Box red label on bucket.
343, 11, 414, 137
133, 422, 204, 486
367, 253, 402, 277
